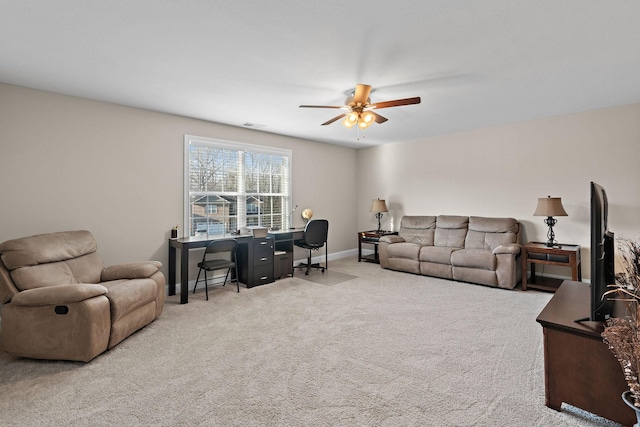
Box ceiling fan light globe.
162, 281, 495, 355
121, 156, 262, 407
362, 111, 375, 123
343, 117, 355, 128
347, 112, 358, 122
358, 120, 369, 129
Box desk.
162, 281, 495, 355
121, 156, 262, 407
536, 281, 634, 426
522, 242, 581, 292
168, 229, 304, 304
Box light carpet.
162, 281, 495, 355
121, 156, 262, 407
0, 257, 623, 426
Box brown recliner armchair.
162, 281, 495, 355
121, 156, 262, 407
0, 230, 165, 362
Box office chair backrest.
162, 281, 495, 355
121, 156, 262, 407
204, 239, 237, 258
303, 219, 329, 248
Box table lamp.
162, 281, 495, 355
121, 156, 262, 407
534, 196, 568, 247
370, 198, 389, 233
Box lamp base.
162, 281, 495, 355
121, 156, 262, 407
375, 212, 383, 234
544, 216, 558, 248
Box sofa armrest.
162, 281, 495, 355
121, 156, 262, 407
10, 284, 108, 306
101, 261, 162, 281
493, 243, 521, 256
380, 235, 405, 244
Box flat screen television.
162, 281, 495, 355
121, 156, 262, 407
590, 181, 615, 321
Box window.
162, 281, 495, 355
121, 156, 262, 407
184, 135, 292, 237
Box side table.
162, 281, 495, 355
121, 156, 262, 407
358, 230, 397, 263
521, 242, 581, 292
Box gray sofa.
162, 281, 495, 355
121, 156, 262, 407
379, 215, 521, 289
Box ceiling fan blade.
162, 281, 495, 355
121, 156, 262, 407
353, 84, 372, 105
299, 105, 344, 109
371, 97, 421, 109
321, 113, 346, 126
372, 112, 388, 124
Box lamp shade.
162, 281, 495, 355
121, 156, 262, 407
370, 198, 388, 214
533, 196, 568, 217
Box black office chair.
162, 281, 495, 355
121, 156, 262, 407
193, 239, 239, 300
294, 219, 329, 275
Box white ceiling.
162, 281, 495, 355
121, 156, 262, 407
2, 1, 640, 149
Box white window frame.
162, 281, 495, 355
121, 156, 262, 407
184, 135, 292, 236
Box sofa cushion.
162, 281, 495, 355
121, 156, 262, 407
102, 261, 162, 281
386, 258, 421, 275
0, 230, 97, 269
387, 242, 422, 260
11, 283, 108, 306
453, 266, 498, 287
420, 262, 453, 279
101, 279, 158, 324
399, 216, 436, 245
8, 253, 104, 290
450, 249, 496, 271
0, 230, 104, 291
434, 215, 468, 248
419, 246, 458, 264
464, 217, 519, 251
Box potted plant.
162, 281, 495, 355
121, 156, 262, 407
601, 237, 640, 424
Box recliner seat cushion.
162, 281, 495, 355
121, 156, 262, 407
450, 249, 496, 271
387, 242, 422, 260
419, 246, 458, 264
101, 279, 158, 324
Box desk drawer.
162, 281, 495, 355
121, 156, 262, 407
252, 264, 274, 285
253, 239, 273, 256
253, 245, 273, 265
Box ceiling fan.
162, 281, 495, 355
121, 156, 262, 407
299, 84, 421, 129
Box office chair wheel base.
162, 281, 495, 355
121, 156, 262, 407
305, 271, 309, 275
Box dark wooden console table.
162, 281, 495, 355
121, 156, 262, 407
522, 242, 581, 292
536, 280, 634, 426
358, 230, 397, 263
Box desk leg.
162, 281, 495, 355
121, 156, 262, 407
168, 245, 176, 296
358, 237, 362, 262
180, 247, 190, 304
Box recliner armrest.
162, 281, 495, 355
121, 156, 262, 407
379, 235, 405, 244
10, 284, 108, 306
492, 244, 521, 255
101, 261, 162, 281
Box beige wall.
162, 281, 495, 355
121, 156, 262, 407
3, 82, 639, 285
0, 83, 357, 277
357, 103, 640, 279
